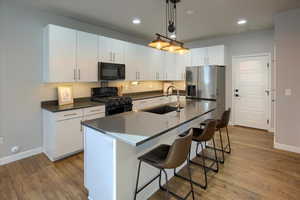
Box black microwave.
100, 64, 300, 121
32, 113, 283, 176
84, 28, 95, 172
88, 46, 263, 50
98, 62, 125, 80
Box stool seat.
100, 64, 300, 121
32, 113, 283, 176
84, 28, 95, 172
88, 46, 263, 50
138, 144, 170, 168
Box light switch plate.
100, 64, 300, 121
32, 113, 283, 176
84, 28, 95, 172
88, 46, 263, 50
285, 89, 292, 96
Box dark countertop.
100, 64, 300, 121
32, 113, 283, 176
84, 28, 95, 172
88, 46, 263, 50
41, 90, 186, 113
41, 97, 105, 113
123, 90, 186, 100
82, 99, 216, 146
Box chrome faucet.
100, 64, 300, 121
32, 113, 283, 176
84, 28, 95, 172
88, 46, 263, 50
166, 85, 181, 112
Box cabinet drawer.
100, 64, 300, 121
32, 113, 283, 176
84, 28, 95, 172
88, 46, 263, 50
55, 109, 83, 121
83, 106, 105, 115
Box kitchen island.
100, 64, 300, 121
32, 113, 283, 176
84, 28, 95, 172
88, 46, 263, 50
82, 99, 216, 200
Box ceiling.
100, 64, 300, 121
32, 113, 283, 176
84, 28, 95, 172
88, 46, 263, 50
22, 0, 300, 42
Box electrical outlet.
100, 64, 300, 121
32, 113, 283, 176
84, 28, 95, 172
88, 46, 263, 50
0, 137, 4, 144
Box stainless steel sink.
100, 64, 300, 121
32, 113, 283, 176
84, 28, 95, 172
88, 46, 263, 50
142, 105, 183, 115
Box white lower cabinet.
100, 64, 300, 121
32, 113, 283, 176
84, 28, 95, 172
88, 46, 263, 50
43, 106, 105, 161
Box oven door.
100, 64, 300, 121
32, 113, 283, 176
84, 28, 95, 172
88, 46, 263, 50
99, 62, 125, 80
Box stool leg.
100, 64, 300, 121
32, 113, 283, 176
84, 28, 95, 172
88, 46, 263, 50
226, 126, 231, 153
134, 160, 142, 200
200, 143, 208, 189
187, 159, 195, 200
212, 138, 219, 172
218, 129, 225, 164
162, 169, 170, 199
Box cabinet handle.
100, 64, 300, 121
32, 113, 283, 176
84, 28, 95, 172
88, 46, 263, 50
80, 120, 83, 132
110, 52, 112, 61
113, 53, 116, 62
74, 69, 76, 80
78, 69, 81, 80
89, 109, 101, 113
64, 113, 77, 117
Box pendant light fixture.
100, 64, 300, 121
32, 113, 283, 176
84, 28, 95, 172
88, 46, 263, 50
148, 0, 189, 54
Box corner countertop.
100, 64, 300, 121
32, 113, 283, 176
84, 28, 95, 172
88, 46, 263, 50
41, 98, 105, 113
82, 99, 216, 146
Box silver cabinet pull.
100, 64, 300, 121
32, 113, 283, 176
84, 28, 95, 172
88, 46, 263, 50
89, 109, 101, 113
64, 113, 77, 117
113, 52, 116, 62
78, 69, 81, 80
80, 120, 83, 132
74, 69, 76, 80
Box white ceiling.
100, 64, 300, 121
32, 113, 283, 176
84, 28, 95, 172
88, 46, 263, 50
22, 0, 300, 42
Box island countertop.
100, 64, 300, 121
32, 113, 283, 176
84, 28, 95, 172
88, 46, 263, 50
82, 99, 216, 146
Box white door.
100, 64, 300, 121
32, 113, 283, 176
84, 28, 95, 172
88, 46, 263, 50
233, 55, 270, 130
77, 31, 98, 82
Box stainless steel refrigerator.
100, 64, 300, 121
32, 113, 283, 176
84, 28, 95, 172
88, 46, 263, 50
186, 65, 225, 118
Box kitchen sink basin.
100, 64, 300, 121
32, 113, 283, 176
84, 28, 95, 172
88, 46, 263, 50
143, 105, 183, 115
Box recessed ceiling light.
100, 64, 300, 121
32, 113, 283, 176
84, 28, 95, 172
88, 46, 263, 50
132, 18, 141, 25
186, 10, 195, 15
237, 19, 247, 25
170, 33, 176, 39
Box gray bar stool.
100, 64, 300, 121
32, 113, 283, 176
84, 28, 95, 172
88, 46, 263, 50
204, 108, 232, 163
134, 130, 195, 200
174, 120, 219, 189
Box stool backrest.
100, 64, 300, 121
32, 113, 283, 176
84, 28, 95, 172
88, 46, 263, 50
219, 108, 231, 128
195, 120, 217, 142
162, 129, 193, 169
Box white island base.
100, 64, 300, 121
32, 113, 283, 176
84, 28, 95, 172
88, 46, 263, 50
84, 113, 212, 200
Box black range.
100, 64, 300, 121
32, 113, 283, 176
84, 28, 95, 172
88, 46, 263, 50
91, 87, 132, 116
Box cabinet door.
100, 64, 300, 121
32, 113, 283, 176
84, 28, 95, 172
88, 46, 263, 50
138, 46, 151, 80
111, 38, 125, 64
207, 45, 225, 65
55, 117, 83, 157
191, 48, 207, 66
176, 52, 191, 80
124, 42, 139, 80
84, 113, 105, 121
148, 48, 163, 80
45, 25, 77, 82
164, 52, 177, 80
77, 31, 98, 82
99, 36, 113, 63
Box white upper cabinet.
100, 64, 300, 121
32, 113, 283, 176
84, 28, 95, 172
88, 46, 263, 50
99, 36, 125, 64
176, 52, 191, 80
191, 48, 207, 66
190, 45, 225, 66
77, 31, 98, 82
164, 52, 177, 81
207, 45, 225, 65
44, 24, 77, 82
148, 48, 163, 80
124, 42, 140, 81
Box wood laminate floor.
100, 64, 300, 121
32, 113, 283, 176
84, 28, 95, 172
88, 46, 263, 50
1, 126, 300, 200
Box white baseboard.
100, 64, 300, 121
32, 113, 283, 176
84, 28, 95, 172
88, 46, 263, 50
0, 147, 42, 166
274, 142, 300, 154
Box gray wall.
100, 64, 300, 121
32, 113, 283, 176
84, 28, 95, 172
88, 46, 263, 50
274, 9, 300, 148
0, 0, 148, 159
186, 29, 275, 128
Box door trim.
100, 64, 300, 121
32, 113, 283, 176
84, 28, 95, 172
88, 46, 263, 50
231, 53, 272, 131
